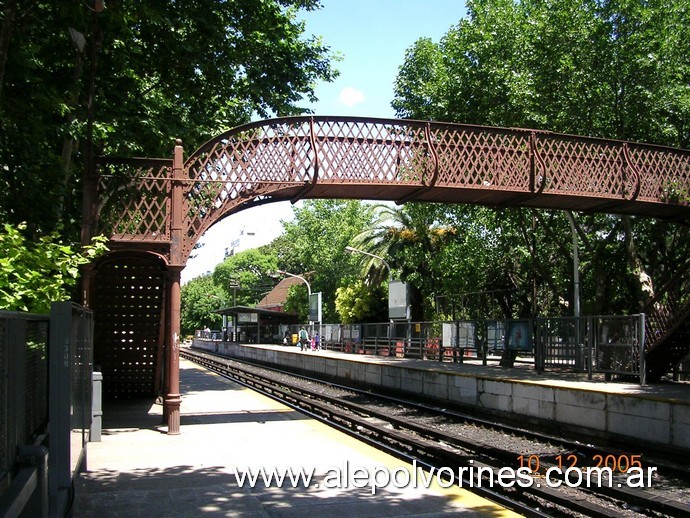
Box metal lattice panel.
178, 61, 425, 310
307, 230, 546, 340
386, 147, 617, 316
179, 118, 690, 256
432, 125, 532, 191
96, 157, 172, 241
93, 256, 166, 398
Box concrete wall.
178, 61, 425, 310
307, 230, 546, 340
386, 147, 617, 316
192, 340, 690, 452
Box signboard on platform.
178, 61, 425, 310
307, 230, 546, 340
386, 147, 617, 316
506, 320, 532, 351
309, 292, 322, 323
238, 313, 258, 323
388, 281, 410, 320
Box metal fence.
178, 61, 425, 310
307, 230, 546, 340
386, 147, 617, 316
590, 315, 645, 381
532, 315, 645, 380
49, 302, 94, 516
0, 303, 95, 518
0, 311, 50, 496
196, 314, 646, 381
318, 315, 646, 380
322, 320, 509, 362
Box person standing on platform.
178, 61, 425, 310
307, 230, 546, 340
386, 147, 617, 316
299, 326, 309, 351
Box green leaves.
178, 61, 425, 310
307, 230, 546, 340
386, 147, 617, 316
213, 247, 279, 307
276, 200, 375, 321
389, 0, 690, 319
180, 274, 226, 335
394, 0, 690, 146
0, 222, 108, 314
335, 280, 386, 323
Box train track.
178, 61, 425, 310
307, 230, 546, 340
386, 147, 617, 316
181, 347, 690, 517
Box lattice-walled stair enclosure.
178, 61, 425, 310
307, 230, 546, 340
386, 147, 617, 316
92, 254, 166, 398
643, 260, 690, 382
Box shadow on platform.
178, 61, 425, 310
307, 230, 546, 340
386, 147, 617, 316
75, 463, 504, 517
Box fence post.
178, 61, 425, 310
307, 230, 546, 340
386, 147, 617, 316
481, 321, 488, 366
639, 313, 646, 385
48, 302, 74, 516
534, 318, 541, 374
587, 316, 594, 380
91, 371, 103, 442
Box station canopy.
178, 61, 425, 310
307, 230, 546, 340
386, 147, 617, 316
213, 306, 300, 325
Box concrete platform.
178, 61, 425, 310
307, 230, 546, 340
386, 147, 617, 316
193, 341, 690, 453
74, 359, 517, 517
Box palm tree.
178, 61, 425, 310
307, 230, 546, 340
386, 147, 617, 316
350, 202, 458, 320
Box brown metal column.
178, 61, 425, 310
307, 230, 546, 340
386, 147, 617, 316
164, 266, 182, 434
164, 139, 185, 434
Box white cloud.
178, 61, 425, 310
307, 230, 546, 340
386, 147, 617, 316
337, 87, 365, 108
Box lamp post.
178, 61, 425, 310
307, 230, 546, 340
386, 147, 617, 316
276, 270, 311, 296
275, 269, 314, 337
344, 246, 391, 279
565, 211, 582, 370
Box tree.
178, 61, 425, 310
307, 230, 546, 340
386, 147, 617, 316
335, 280, 387, 323
212, 246, 278, 307
394, 0, 690, 145
0, 1, 338, 246
392, 0, 690, 317
272, 200, 374, 321
352, 203, 458, 321
180, 274, 225, 336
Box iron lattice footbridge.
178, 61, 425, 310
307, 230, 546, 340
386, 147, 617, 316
90, 116, 690, 265
83, 116, 690, 433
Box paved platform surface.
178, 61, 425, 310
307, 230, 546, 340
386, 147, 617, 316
74, 359, 517, 517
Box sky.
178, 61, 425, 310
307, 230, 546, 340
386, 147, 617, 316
181, 0, 468, 284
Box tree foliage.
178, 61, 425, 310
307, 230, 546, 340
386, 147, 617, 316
394, 0, 690, 146
351, 203, 458, 320
212, 246, 278, 306
390, 0, 690, 318
1, 0, 338, 319
180, 274, 225, 336
0, 222, 107, 313
0, 0, 337, 243
272, 200, 375, 321
334, 280, 387, 323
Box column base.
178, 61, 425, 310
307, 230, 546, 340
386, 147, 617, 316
164, 394, 181, 435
